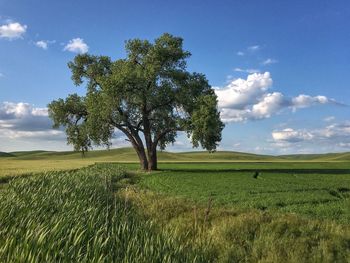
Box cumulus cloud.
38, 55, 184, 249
0, 102, 129, 151
272, 123, 350, 149
64, 38, 89, 53
237, 51, 244, 56
0, 102, 65, 140
215, 72, 340, 123
217, 72, 272, 109
272, 128, 314, 142
35, 40, 48, 49
291, 95, 333, 110
35, 40, 55, 50
317, 123, 350, 139
0, 22, 27, 40
261, 58, 278, 65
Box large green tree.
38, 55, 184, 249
48, 33, 224, 170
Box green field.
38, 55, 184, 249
140, 164, 350, 223
0, 165, 212, 262
0, 149, 350, 262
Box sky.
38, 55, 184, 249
0, 0, 350, 154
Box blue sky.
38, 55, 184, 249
1, 0, 350, 154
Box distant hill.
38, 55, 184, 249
1, 147, 349, 162
10, 150, 54, 157
278, 152, 350, 161
0, 152, 14, 157
3, 148, 278, 162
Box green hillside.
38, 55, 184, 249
0, 152, 14, 157
3, 147, 279, 162
279, 152, 350, 161
10, 150, 53, 157
1, 147, 349, 162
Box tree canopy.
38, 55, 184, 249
48, 33, 224, 170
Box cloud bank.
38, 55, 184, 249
272, 122, 350, 150
0, 102, 64, 140
215, 72, 339, 123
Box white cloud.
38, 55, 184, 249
64, 38, 89, 53
216, 72, 272, 109
1, 129, 64, 140
0, 72, 4, 78
237, 51, 244, 56
323, 116, 335, 122
215, 72, 340, 123
291, 95, 332, 110
0, 102, 48, 117
272, 128, 314, 142
272, 123, 350, 148
35, 40, 48, 49
247, 45, 260, 51
35, 40, 55, 50
317, 123, 350, 139
251, 92, 287, 119
0, 102, 129, 151
261, 58, 278, 65
0, 22, 27, 40
0, 102, 61, 141
234, 68, 260, 74
338, 142, 350, 148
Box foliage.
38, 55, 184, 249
48, 33, 224, 170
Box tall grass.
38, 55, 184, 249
1, 163, 349, 262
124, 187, 350, 263
0, 164, 213, 262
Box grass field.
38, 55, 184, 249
0, 165, 212, 262
1, 148, 350, 261
140, 164, 350, 223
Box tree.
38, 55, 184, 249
48, 33, 224, 171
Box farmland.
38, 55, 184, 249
140, 164, 350, 223
0, 149, 350, 261
1, 147, 350, 178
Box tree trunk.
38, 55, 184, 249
114, 125, 149, 171
142, 115, 157, 171
148, 145, 157, 171
138, 150, 149, 170
130, 142, 148, 170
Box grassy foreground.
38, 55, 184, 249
124, 186, 350, 262
0, 164, 211, 262
0, 163, 349, 262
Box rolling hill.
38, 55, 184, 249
0, 152, 14, 157
0, 147, 349, 162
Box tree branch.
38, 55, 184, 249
154, 126, 183, 145
146, 98, 174, 114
